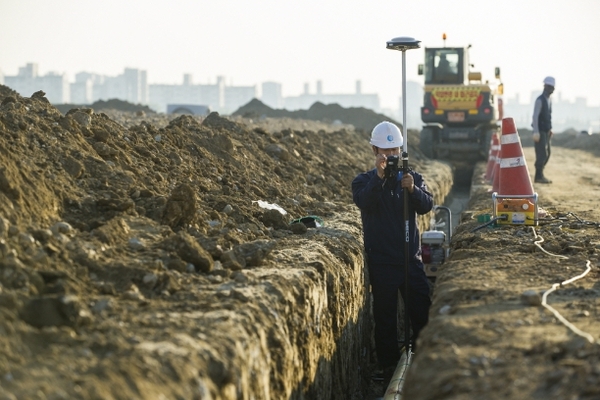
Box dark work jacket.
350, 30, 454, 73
352, 169, 433, 265
536, 94, 552, 132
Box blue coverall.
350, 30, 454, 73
352, 168, 433, 368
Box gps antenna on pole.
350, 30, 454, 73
386, 36, 420, 356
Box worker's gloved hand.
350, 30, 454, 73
532, 132, 540, 143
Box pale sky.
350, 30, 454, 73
1, 0, 599, 110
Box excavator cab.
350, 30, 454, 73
421, 48, 465, 85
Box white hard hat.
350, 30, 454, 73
543, 76, 555, 87
370, 121, 403, 148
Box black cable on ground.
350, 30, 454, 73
533, 212, 600, 227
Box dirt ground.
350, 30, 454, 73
405, 140, 600, 399
1, 84, 599, 400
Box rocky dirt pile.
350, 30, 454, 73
233, 99, 400, 132
54, 99, 156, 117
0, 85, 452, 399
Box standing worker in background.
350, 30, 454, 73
532, 76, 555, 184
352, 121, 433, 381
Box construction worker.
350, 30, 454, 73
351, 121, 433, 381
532, 76, 555, 184
437, 54, 452, 75
436, 53, 458, 83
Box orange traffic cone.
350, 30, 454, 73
498, 118, 534, 196
484, 132, 499, 182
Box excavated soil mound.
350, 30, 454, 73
54, 99, 156, 116
0, 85, 452, 400
233, 99, 400, 132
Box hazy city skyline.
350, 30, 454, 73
2, 0, 600, 112
4, 60, 598, 134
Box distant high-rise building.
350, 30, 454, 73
261, 82, 283, 109
148, 75, 226, 113
4, 63, 69, 103
64, 69, 149, 105
41, 72, 70, 104
74, 72, 104, 103
70, 78, 93, 104
317, 80, 322, 95
284, 80, 380, 112
123, 68, 148, 104
215, 76, 225, 109
8, 63, 40, 96
19, 63, 38, 78
140, 70, 148, 105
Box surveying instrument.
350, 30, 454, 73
386, 36, 420, 355
382, 36, 420, 399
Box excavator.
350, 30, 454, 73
418, 34, 504, 162
417, 34, 504, 281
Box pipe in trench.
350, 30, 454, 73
382, 348, 412, 400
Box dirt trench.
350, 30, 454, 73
0, 86, 454, 400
